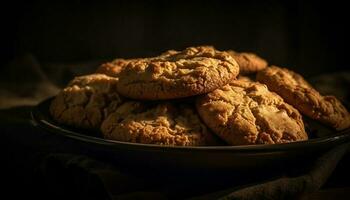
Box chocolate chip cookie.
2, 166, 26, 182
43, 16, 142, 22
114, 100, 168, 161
227, 50, 268, 75
257, 66, 350, 130
101, 101, 216, 146
50, 74, 123, 129
116, 46, 239, 100
196, 80, 308, 145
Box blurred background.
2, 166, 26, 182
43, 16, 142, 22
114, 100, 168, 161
1, 0, 348, 79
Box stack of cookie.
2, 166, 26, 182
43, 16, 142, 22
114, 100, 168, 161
50, 46, 350, 146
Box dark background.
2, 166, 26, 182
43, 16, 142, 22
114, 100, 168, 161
1, 0, 349, 78
1, 1, 350, 199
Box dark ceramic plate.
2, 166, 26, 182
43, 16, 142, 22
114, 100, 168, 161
31, 97, 350, 172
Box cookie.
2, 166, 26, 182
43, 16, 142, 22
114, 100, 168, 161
101, 101, 216, 146
50, 74, 123, 129
196, 80, 308, 145
116, 46, 239, 100
96, 59, 136, 77
237, 75, 253, 82
257, 66, 350, 131
227, 50, 267, 75
96, 50, 179, 77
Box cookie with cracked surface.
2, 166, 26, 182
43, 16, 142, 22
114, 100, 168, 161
116, 46, 239, 100
257, 66, 350, 131
101, 101, 217, 146
96, 50, 179, 77
227, 50, 268, 75
196, 80, 308, 145
96, 58, 136, 77
50, 74, 123, 129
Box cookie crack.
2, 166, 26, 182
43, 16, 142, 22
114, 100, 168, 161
241, 93, 262, 144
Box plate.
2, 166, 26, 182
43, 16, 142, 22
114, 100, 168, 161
31, 97, 350, 173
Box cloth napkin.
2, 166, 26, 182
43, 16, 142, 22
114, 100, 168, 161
35, 144, 348, 200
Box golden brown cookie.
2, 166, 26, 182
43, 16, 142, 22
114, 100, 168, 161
237, 75, 253, 82
227, 50, 268, 75
96, 59, 136, 77
196, 80, 308, 145
257, 66, 350, 131
101, 101, 216, 146
50, 74, 123, 129
116, 46, 239, 100
96, 50, 179, 77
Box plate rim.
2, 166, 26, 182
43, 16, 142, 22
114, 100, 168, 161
31, 97, 350, 153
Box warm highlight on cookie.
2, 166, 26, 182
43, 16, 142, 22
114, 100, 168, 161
116, 46, 239, 100
228, 50, 268, 75
50, 74, 123, 129
257, 66, 350, 131
196, 80, 308, 145
96, 50, 179, 77
96, 59, 136, 77
101, 101, 216, 146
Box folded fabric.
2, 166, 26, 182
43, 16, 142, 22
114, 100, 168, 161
37, 143, 349, 200
192, 143, 349, 200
